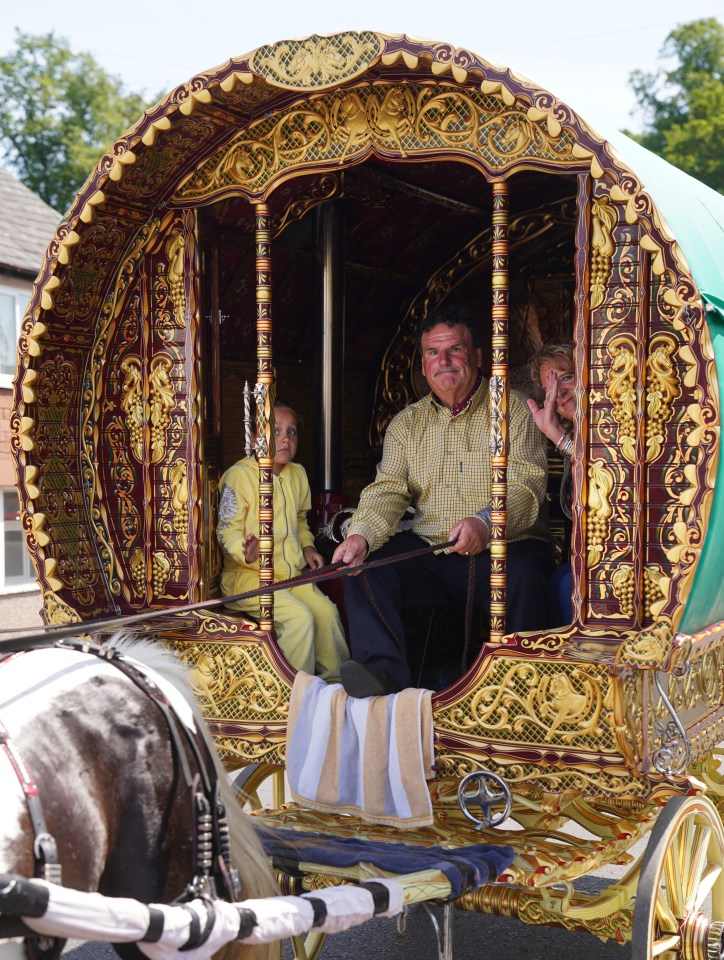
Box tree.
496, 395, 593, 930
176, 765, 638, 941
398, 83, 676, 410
628, 18, 724, 194
0, 30, 158, 212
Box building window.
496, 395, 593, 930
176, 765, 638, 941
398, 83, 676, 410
0, 287, 24, 387
2, 489, 34, 589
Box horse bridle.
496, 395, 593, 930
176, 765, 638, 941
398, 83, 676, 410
0, 641, 241, 907
105, 644, 243, 904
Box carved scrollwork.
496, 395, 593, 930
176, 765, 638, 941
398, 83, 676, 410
178, 82, 577, 200
43, 591, 81, 625
590, 196, 617, 309
615, 620, 672, 669
457, 662, 607, 744
252, 32, 381, 89
606, 334, 637, 463
587, 460, 615, 567
186, 645, 289, 718
120, 355, 144, 461
645, 333, 680, 463
149, 354, 175, 463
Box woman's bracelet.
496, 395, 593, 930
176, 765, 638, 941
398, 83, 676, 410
556, 431, 574, 459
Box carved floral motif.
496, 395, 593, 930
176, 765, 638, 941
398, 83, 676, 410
252, 32, 381, 89
590, 196, 617, 310
587, 461, 615, 567
149, 354, 175, 463
120, 356, 144, 461
170, 458, 188, 551
645, 333, 680, 463
166, 232, 186, 327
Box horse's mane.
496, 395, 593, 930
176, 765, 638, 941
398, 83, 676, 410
110, 634, 277, 959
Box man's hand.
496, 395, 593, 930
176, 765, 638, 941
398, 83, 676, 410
303, 545, 325, 570
448, 516, 490, 556
332, 534, 369, 567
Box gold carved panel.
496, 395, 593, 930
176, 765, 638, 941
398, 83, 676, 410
177, 81, 580, 202
435, 657, 615, 752
252, 33, 382, 89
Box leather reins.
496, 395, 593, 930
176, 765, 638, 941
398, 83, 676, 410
0, 538, 458, 648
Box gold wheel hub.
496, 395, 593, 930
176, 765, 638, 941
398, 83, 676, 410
680, 914, 724, 960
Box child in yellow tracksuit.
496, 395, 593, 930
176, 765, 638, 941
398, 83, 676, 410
217, 402, 349, 682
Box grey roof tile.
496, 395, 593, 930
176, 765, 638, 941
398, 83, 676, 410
0, 166, 61, 277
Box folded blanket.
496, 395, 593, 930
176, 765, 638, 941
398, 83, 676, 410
254, 825, 516, 900
287, 672, 435, 829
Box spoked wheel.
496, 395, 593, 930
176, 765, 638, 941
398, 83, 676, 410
632, 795, 724, 960
230, 763, 286, 811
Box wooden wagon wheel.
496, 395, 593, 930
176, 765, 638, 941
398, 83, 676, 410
230, 762, 286, 810
631, 795, 724, 960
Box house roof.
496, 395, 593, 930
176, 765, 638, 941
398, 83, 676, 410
0, 166, 60, 278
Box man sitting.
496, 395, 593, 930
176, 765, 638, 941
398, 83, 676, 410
332, 304, 551, 697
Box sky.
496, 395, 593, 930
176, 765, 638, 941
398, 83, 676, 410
1, 0, 723, 137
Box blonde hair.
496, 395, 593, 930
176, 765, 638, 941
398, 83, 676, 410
528, 338, 574, 403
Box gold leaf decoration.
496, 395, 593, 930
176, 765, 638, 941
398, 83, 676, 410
177, 83, 575, 201
590, 195, 618, 309
252, 32, 381, 89
645, 333, 681, 463
606, 334, 638, 463
166, 232, 186, 328
120, 355, 144, 461
149, 355, 175, 464
130, 546, 146, 598
170, 458, 189, 551
152, 550, 171, 596
43, 592, 81, 625
587, 460, 614, 567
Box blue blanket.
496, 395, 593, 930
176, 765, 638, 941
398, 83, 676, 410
254, 824, 515, 900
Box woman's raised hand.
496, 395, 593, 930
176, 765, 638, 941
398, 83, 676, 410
526, 369, 564, 444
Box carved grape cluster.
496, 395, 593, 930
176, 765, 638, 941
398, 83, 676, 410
152, 551, 171, 596
612, 566, 635, 617
130, 548, 146, 598
174, 509, 189, 552
644, 567, 664, 617
169, 274, 186, 326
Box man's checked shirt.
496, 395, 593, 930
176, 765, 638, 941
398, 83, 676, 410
348, 378, 550, 552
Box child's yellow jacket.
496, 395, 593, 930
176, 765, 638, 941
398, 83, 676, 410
217, 457, 316, 601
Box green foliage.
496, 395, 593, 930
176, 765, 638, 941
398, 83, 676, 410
0, 30, 158, 212
628, 18, 724, 194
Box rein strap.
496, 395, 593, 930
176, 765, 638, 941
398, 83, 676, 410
0, 539, 457, 648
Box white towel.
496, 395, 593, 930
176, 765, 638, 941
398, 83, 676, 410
286, 672, 435, 829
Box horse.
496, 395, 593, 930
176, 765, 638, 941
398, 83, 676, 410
0, 635, 276, 960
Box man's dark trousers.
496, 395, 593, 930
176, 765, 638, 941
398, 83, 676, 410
343, 531, 552, 690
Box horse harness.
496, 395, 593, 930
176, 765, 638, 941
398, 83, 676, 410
0, 653, 61, 887
0, 640, 242, 907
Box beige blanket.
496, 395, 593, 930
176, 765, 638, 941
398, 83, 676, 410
286, 672, 435, 829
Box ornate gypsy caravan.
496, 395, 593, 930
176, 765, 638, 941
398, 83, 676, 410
11, 31, 724, 959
